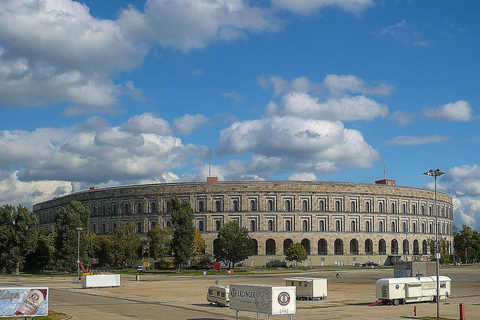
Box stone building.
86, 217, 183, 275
33, 180, 453, 267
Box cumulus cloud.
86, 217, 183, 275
0, 114, 208, 207
390, 111, 416, 126
424, 100, 476, 122
321, 74, 394, 97
266, 92, 389, 121
272, 0, 375, 15
173, 114, 210, 135
387, 135, 451, 146
218, 116, 380, 174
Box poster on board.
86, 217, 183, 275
0, 287, 49, 318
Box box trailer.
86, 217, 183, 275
229, 284, 296, 318
375, 276, 451, 306
82, 274, 121, 289
283, 277, 327, 300
206, 285, 230, 307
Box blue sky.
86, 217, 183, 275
0, 0, 479, 230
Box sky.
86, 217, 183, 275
0, 0, 479, 230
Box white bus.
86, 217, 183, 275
207, 285, 230, 307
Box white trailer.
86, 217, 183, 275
375, 276, 451, 306
283, 277, 327, 300
206, 285, 230, 307
229, 284, 296, 319
82, 274, 121, 289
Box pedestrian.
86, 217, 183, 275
335, 272, 339, 280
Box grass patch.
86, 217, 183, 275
2, 311, 69, 320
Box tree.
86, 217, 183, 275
428, 237, 451, 264
454, 224, 480, 263
170, 196, 195, 272
25, 226, 56, 272
92, 235, 113, 268
111, 222, 142, 268
146, 226, 172, 262
0, 204, 38, 274
285, 243, 308, 267
191, 228, 206, 267
52, 201, 91, 272
213, 221, 255, 269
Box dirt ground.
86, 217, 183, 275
2, 265, 479, 319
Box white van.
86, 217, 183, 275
207, 285, 230, 307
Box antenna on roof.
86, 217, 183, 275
207, 150, 218, 182
92, 165, 95, 188
383, 166, 386, 180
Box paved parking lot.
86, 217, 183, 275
1, 265, 479, 319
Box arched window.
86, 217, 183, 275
391, 203, 396, 213
391, 221, 397, 233
268, 200, 273, 211
378, 202, 383, 213
335, 201, 341, 212
365, 239, 373, 255
350, 201, 356, 213
429, 206, 433, 216
365, 202, 370, 213
422, 205, 425, 215
112, 205, 117, 215
151, 221, 156, 229
112, 223, 117, 233
413, 240, 419, 255
215, 200, 221, 212
199, 200, 204, 212
365, 221, 371, 232
266, 239, 276, 255
250, 220, 256, 231
350, 239, 359, 255
285, 220, 291, 231
137, 222, 142, 233
403, 239, 409, 254
166, 202, 171, 213
268, 220, 274, 231
250, 200, 257, 211
302, 220, 308, 231
102, 205, 106, 215
335, 220, 341, 232
302, 200, 308, 212
198, 220, 204, 232
92, 224, 96, 233
391, 239, 399, 254
379, 239, 386, 255
150, 202, 156, 213
102, 223, 106, 234
351, 220, 356, 232
92, 206, 97, 216
215, 220, 221, 232
252, 239, 258, 255
283, 239, 293, 255
318, 239, 328, 255
379, 221, 384, 232
334, 239, 343, 255
301, 239, 311, 255
422, 223, 426, 234
412, 204, 417, 215
402, 203, 407, 214
403, 221, 407, 233
413, 222, 417, 233
232, 200, 238, 212
319, 200, 325, 212
166, 221, 171, 228
285, 200, 291, 212
422, 240, 428, 255
319, 220, 325, 232
137, 203, 142, 214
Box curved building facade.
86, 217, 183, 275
33, 180, 453, 266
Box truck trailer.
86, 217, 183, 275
283, 277, 327, 300
375, 276, 451, 306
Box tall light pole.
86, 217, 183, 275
423, 168, 444, 318
76, 227, 83, 283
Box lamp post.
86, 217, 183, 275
423, 168, 444, 318
76, 227, 83, 283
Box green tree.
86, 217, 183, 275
146, 226, 172, 262
93, 235, 113, 268
429, 237, 451, 264
52, 201, 91, 272
285, 243, 308, 267
454, 225, 480, 263
111, 222, 142, 268
213, 221, 255, 269
170, 196, 195, 272
25, 226, 56, 272
0, 204, 38, 274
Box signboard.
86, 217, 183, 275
229, 284, 296, 316
0, 287, 49, 318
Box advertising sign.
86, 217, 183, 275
0, 287, 49, 318
229, 284, 296, 316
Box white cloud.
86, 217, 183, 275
321, 74, 394, 97
390, 111, 416, 126
288, 172, 318, 181
222, 91, 245, 102
424, 100, 476, 122
266, 92, 389, 121
173, 114, 210, 135
387, 135, 451, 146
123, 113, 172, 135
376, 20, 433, 47
218, 116, 380, 173
272, 0, 375, 15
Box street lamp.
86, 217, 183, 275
76, 227, 83, 283
423, 168, 444, 318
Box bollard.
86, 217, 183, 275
414, 305, 417, 317
136, 275, 140, 281
459, 303, 465, 320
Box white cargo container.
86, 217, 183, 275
229, 284, 296, 319
82, 274, 121, 289
206, 285, 230, 307
375, 276, 451, 306
283, 277, 327, 300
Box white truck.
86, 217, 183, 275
206, 285, 230, 307
375, 276, 451, 306
283, 277, 327, 300
82, 274, 121, 289
229, 284, 296, 319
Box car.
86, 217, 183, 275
137, 266, 146, 272
362, 261, 380, 267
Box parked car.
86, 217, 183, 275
362, 261, 380, 267
137, 266, 146, 272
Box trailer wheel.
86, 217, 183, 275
393, 299, 400, 306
